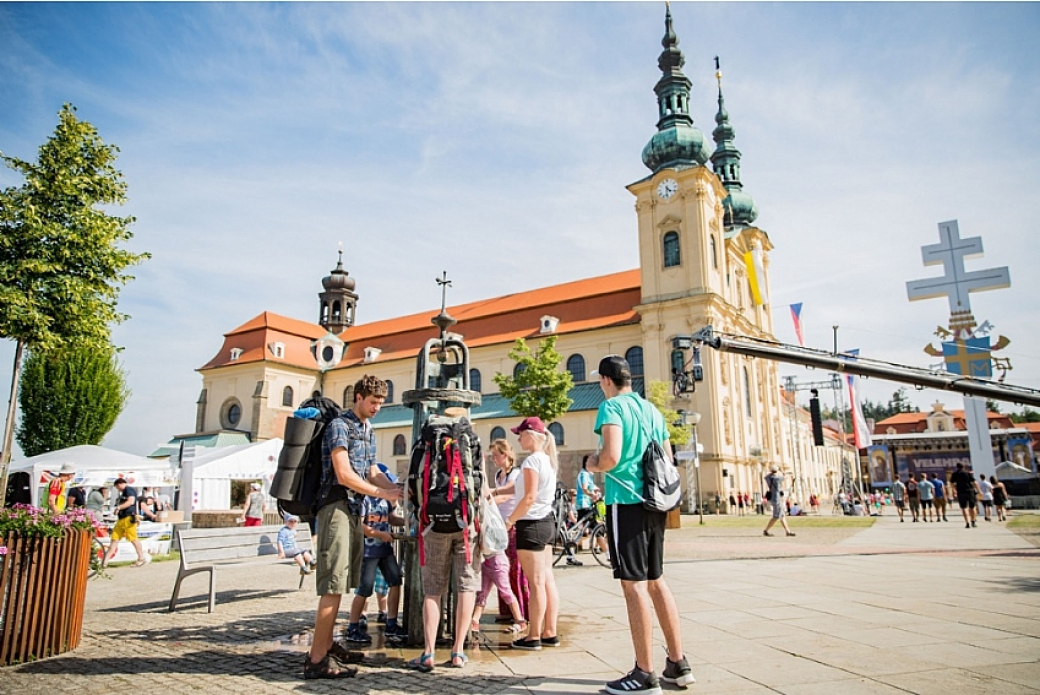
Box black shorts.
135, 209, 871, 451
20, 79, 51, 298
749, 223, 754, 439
515, 515, 555, 551
981, 499, 994, 508
577, 506, 596, 524
921, 499, 933, 508
958, 494, 976, 509
606, 503, 665, 582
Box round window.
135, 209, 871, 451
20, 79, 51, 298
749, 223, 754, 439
227, 403, 241, 426
322, 345, 335, 363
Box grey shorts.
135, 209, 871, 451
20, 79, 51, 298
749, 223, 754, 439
420, 529, 481, 597
315, 499, 362, 596
771, 502, 785, 519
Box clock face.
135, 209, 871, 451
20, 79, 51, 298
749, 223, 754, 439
657, 178, 678, 200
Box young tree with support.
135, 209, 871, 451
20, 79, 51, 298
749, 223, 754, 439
0, 104, 148, 502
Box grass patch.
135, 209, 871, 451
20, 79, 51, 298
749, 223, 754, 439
679, 515, 875, 529
108, 551, 180, 568
1007, 514, 1040, 529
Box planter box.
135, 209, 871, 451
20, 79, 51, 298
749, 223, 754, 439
0, 528, 93, 665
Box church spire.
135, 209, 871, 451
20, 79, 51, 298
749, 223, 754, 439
641, 4, 710, 173
710, 58, 758, 228
318, 245, 359, 333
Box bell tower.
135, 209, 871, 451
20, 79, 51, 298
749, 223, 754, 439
318, 249, 359, 334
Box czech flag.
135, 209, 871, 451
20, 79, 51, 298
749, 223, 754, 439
790, 303, 804, 346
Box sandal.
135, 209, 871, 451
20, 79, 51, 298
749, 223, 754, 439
406, 653, 434, 673
328, 641, 364, 664
509, 620, 528, 634
450, 652, 468, 668
470, 618, 481, 634
303, 653, 358, 680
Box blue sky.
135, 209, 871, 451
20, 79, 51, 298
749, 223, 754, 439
2, 2, 1039, 457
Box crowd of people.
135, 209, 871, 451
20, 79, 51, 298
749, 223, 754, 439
302, 357, 695, 694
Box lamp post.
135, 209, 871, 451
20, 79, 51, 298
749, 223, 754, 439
675, 410, 703, 523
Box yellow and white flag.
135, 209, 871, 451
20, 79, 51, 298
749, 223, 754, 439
743, 247, 768, 306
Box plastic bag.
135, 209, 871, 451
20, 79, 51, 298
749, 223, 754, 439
481, 500, 508, 556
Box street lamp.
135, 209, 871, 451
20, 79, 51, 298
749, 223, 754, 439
676, 410, 704, 524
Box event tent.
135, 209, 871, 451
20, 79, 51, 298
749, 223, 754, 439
8, 445, 178, 506
187, 438, 283, 510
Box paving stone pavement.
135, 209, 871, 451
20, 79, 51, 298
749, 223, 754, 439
2, 514, 1038, 694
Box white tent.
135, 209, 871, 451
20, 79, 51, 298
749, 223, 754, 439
8, 445, 178, 506
188, 438, 283, 510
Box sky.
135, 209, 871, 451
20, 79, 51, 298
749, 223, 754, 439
1, 2, 1039, 458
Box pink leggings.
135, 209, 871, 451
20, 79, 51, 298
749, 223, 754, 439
476, 553, 516, 607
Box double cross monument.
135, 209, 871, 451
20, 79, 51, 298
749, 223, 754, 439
906, 219, 1012, 479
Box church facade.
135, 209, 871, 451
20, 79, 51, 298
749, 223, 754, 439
190, 10, 846, 505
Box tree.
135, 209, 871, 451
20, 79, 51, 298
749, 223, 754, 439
0, 104, 147, 497
17, 343, 128, 456
1009, 407, 1040, 424
493, 336, 573, 422
646, 380, 690, 447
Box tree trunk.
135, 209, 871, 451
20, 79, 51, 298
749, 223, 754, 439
0, 338, 26, 507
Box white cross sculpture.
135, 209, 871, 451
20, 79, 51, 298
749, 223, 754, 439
906, 220, 1010, 315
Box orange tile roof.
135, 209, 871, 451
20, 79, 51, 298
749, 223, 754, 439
201, 269, 642, 371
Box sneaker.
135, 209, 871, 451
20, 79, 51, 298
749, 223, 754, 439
376, 611, 388, 624
299, 566, 312, 575
541, 636, 560, 647
662, 656, 696, 687
511, 637, 542, 651
344, 626, 372, 645
972, 521, 977, 528
566, 557, 583, 566
385, 623, 408, 639
965, 523, 971, 529
605, 666, 662, 695
359, 615, 368, 632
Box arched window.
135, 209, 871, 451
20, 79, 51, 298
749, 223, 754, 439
393, 434, 407, 456
490, 426, 506, 442
548, 422, 565, 446
469, 368, 482, 393
343, 385, 355, 407
663, 231, 681, 268
513, 363, 527, 380
282, 386, 294, 407
743, 367, 753, 417
385, 380, 394, 403
566, 354, 586, 382
625, 346, 644, 377
710, 235, 718, 269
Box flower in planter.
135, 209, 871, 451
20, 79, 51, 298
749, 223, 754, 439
0, 545, 7, 555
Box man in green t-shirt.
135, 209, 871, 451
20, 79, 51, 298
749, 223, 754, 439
587, 355, 694, 694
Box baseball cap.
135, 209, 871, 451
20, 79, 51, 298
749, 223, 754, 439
511, 416, 547, 435
591, 355, 631, 381
250, 482, 261, 490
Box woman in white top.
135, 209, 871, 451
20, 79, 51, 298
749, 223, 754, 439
503, 416, 560, 651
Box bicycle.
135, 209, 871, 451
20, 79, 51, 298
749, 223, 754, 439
553, 511, 610, 568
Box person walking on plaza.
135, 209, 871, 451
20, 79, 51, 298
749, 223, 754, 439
763, 465, 796, 537
305, 376, 401, 680
978, 473, 995, 522
991, 476, 1008, 522
102, 478, 149, 568
240, 482, 266, 527
892, 478, 906, 522
586, 355, 694, 693
950, 463, 979, 529
489, 438, 530, 622
918, 473, 935, 522
931, 472, 948, 522
504, 416, 561, 652
85, 485, 108, 522
906, 474, 920, 522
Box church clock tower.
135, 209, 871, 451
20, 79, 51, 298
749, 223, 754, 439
318, 249, 359, 334
630, 7, 789, 505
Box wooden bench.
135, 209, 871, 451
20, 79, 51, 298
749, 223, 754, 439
169, 524, 313, 613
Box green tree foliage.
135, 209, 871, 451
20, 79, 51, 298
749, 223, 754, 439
0, 103, 147, 351
17, 343, 128, 457
0, 103, 147, 489
493, 336, 573, 422
645, 380, 690, 447
1009, 407, 1040, 424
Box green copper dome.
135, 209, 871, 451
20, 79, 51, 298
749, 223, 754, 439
641, 7, 710, 173
710, 62, 758, 228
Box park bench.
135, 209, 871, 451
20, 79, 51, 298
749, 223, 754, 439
169, 524, 313, 613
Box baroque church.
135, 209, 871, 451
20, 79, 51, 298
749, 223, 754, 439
185, 9, 847, 507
